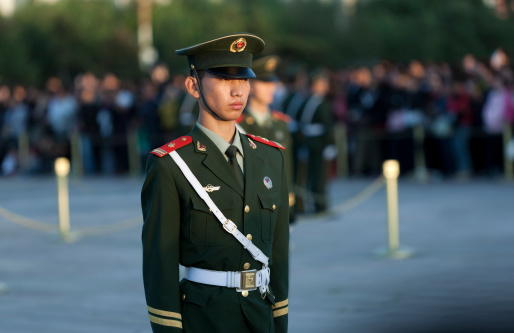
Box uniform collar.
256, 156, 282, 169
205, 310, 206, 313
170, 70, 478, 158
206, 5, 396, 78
196, 122, 244, 157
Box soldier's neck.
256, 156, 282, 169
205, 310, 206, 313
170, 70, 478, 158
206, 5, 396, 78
198, 115, 237, 144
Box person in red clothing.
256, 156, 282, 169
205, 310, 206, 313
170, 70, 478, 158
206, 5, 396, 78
446, 80, 474, 178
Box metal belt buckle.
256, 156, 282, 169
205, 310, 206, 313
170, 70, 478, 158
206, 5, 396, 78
222, 220, 237, 234
237, 270, 257, 292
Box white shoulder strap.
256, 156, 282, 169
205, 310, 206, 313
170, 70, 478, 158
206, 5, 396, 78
169, 150, 269, 268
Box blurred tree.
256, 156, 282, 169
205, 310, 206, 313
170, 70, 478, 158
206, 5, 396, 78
1, 0, 514, 85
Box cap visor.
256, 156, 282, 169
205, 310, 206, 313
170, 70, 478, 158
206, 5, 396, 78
205, 67, 256, 79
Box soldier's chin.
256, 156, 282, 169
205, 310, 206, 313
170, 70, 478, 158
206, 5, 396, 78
218, 109, 244, 121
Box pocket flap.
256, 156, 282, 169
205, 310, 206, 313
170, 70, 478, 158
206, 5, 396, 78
181, 281, 215, 307
190, 196, 232, 214
258, 194, 275, 211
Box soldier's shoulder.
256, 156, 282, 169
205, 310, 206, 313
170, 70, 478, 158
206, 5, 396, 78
271, 110, 292, 123
149, 136, 193, 157
246, 133, 285, 150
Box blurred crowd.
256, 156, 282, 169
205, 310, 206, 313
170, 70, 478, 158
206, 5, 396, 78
1, 51, 514, 179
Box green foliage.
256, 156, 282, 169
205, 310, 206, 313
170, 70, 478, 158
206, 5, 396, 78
1, 0, 514, 85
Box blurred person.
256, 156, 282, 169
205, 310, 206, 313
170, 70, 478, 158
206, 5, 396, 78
237, 55, 296, 222
348, 66, 388, 175
1, 85, 29, 174
113, 82, 136, 174
482, 76, 514, 176
141, 33, 289, 332
426, 73, 455, 176
0, 85, 11, 167
296, 69, 335, 213
157, 74, 186, 141
138, 80, 161, 152
96, 74, 119, 175
46, 78, 78, 163
77, 87, 100, 174
447, 80, 474, 178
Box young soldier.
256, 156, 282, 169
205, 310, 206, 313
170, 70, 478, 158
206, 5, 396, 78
237, 56, 296, 222
141, 33, 289, 332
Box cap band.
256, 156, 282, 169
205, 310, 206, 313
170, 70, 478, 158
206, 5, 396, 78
190, 52, 253, 70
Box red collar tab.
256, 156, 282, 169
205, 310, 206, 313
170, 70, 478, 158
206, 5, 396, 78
236, 114, 245, 124
150, 136, 193, 157
246, 133, 285, 150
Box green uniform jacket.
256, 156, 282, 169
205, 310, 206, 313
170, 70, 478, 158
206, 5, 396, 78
141, 125, 289, 332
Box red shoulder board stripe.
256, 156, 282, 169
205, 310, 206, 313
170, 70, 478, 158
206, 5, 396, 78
236, 114, 245, 124
271, 110, 292, 123
150, 136, 192, 157
246, 133, 285, 150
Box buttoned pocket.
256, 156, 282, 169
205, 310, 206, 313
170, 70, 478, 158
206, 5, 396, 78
189, 196, 233, 245
180, 280, 214, 308
258, 193, 278, 243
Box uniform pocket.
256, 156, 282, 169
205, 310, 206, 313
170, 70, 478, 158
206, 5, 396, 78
258, 193, 278, 243
180, 280, 214, 308
189, 196, 232, 245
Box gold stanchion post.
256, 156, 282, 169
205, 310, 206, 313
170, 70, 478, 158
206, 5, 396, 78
503, 124, 513, 181
376, 160, 413, 259
55, 158, 77, 242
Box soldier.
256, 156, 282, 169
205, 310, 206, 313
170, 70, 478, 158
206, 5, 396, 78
296, 70, 335, 213
237, 56, 296, 223
141, 33, 289, 332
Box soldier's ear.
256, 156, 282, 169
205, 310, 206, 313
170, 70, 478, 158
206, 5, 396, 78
185, 76, 200, 99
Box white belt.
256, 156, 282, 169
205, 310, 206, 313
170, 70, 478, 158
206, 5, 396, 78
185, 267, 270, 293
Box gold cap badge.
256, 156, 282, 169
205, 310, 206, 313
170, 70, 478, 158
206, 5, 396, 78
230, 38, 247, 53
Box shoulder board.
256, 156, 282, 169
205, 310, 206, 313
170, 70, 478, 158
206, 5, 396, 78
236, 114, 245, 124
150, 136, 192, 157
271, 110, 292, 123
246, 133, 285, 150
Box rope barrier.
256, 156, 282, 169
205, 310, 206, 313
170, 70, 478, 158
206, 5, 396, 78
0, 206, 57, 232
0, 205, 142, 237
1, 175, 385, 235
295, 176, 385, 222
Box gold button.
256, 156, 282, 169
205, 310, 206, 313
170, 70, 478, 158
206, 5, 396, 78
272, 204, 276, 210
182, 137, 187, 141
243, 262, 250, 270
241, 290, 249, 297
246, 234, 252, 241
181, 294, 186, 301
244, 205, 250, 213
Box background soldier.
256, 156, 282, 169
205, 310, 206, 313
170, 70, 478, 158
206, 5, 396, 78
141, 33, 289, 332
296, 70, 335, 213
237, 56, 296, 223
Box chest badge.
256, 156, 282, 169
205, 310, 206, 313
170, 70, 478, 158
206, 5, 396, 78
263, 177, 273, 189
205, 184, 221, 192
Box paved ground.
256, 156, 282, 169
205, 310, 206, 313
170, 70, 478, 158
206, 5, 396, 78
0, 176, 513, 332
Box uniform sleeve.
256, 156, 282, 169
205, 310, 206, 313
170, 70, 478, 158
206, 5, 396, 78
141, 154, 183, 332
270, 149, 290, 332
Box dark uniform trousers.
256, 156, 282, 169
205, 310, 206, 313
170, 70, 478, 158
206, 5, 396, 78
141, 125, 289, 332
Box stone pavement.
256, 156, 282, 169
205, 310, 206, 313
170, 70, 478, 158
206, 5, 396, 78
0, 176, 513, 332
